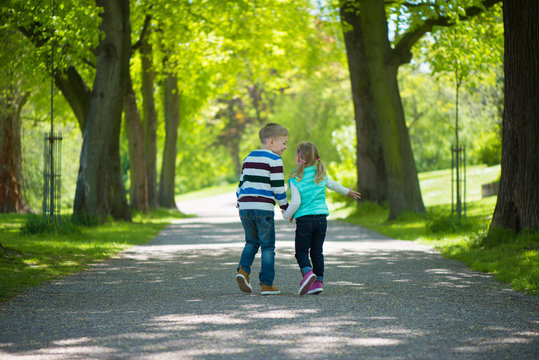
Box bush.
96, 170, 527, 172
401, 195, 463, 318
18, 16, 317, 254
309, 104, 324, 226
71, 212, 103, 227
426, 213, 474, 233
21, 214, 80, 235
475, 130, 502, 166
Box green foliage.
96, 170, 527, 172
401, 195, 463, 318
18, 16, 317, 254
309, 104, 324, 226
1, 0, 101, 84
392, 2, 504, 173
474, 129, 502, 165
425, 213, 474, 233
20, 214, 80, 235
399, 67, 503, 172
414, 2, 503, 87
264, 70, 355, 185
175, 112, 236, 194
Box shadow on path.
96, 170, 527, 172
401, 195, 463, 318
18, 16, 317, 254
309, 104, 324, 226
1, 194, 538, 359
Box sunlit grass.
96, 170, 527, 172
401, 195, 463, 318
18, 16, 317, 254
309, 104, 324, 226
339, 164, 538, 295
0, 210, 184, 301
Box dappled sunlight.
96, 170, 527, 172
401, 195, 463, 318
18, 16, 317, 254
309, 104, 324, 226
331, 280, 364, 288
454, 333, 538, 354
148, 314, 248, 327
347, 337, 402, 346
247, 308, 317, 319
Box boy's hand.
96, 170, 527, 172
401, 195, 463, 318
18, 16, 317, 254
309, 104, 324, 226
347, 188, 361, 200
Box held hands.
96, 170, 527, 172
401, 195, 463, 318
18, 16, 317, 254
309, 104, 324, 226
281, 209, 295, 223
347, 187, 361, 200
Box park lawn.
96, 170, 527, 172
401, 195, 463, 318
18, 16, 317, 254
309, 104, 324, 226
0, 209, 183, 302
340, 164, 539, 296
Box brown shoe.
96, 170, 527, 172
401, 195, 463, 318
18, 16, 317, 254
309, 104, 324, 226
236, 266, 253, 293
260, 282, 280, 295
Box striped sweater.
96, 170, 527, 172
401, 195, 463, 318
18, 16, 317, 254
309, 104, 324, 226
236, 149, 289, 211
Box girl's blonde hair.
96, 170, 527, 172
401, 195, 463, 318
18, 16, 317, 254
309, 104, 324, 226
290, 141, 327, 184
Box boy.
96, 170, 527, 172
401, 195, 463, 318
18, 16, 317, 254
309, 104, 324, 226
235, 123, 289, 295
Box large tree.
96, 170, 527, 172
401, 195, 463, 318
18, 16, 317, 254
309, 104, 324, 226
73, 0, 131, 221
139, 14, 159, 209
159, 72, 180, 208
490, 0, 539, 233
124, 73, 149, 213
0, 81, 30, 214
340, 2, 386, 204
123, 12, 153, 213
339, 0, 501, 219
0, 28, 31, 214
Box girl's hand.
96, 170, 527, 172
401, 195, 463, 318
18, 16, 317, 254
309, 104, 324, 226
347, 188, 361, 200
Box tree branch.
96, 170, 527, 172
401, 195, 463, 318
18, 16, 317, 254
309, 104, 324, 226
392, 0, 501, 66
17, 20, 92, 131
132, 14, 152, 53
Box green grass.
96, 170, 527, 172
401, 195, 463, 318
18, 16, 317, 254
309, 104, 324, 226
340, 164, 539, 296
0, 208, 185, 302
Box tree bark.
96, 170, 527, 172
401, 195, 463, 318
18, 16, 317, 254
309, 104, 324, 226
158, 73, 180, 209
141, 30, 158, 209
73, 0, 131, 222
340, 1, 387, 203
124, 73, 149, 213
490, 0, 539, 232
0, 83, 31, 213
351, 0, 425, 219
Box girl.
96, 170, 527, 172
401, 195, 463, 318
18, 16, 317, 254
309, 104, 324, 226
282, 142, 361, 295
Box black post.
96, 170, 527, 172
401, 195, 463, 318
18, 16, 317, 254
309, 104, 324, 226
49, 0, 55, 219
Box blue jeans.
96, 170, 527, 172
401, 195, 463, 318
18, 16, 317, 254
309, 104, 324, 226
238, 209, 276, 285
295, 215, 327, 282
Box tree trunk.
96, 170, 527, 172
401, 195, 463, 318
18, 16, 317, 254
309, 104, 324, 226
0, 84, 31, 213
490, 0, 539, 232
124, 73, 149, 213
340, 1, 387, 203
158, 73, 180, 209
357, 0, 425, 219
141, 30, 158, 209
73, 0, 131, 222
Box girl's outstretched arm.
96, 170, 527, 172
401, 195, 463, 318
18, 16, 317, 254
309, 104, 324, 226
327, 178, 361, 199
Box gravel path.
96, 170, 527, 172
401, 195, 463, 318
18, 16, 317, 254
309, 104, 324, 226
1, 193, 538, 359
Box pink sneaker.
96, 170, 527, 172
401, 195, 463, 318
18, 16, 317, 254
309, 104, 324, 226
307, 280, 323, 295
298, 270, 316, 295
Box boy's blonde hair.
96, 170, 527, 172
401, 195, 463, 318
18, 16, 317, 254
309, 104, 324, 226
259, 123, 289, 143
290, 141, 327, 184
